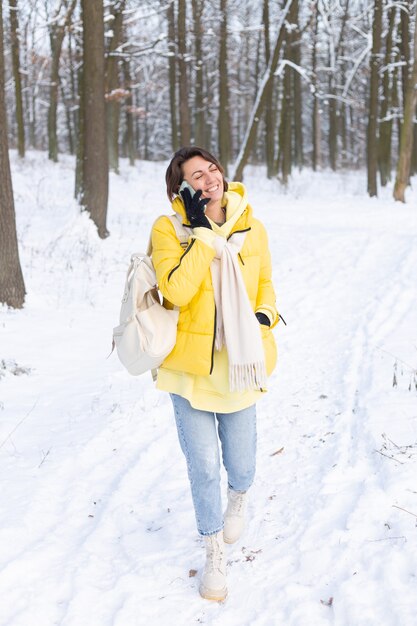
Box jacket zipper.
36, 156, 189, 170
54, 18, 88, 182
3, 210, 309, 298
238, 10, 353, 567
228, 227, 251, 266
167, 238, 196, 282
210, 305, 217, 375
226, 227, 251, 241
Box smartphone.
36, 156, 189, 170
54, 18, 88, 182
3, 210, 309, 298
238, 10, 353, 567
179, 180, 196, 198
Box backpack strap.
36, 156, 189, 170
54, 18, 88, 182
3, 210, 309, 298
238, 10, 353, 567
146, 214, 192, 256
168, 214, 192, 248
147, 215, 191, 383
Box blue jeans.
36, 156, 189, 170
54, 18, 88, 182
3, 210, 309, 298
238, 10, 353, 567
170, 394, 257, 536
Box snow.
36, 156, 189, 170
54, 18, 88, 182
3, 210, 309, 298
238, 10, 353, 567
1, 151, 417, 626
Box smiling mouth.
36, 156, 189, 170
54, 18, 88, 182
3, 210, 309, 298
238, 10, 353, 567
204, 184, 219, 193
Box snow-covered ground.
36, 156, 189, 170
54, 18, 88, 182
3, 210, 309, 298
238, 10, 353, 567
1, 151, 417, 626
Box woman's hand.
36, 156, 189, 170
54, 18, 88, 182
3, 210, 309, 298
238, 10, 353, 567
180, 188, 212, 229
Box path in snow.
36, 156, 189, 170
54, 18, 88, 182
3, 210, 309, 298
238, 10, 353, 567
1, 156, 416, 626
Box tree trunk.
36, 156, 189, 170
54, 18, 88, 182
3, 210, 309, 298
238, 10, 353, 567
393, 3, 417, 202
47, 0, 76, 163
81, 0, 109, 238
105, 0, 126, 174
291, 0, 303, 169
312, 4, 321, 171
328, 49, 338, 171
61, 80, 74, 154
378, 5, 395, 186
231, 0, 294, 181
9, 0, 25, 158
0, 0, 25, 308
367, 0, 383, 197
406, 2, 417, 176
263, 0, 275, 178
279, 59, 292, 184
22, 19, 34, 147
47, 28, 64, 162
328, 0, 350, 171
177, 0, 191, 145
25, 10, 38, 149
68, 29, 79, 157
123, 59, 135, 166
143, 85, 149, 161
339, 43, 348, 166
75, 59, 84, 200
167, 0, 179, 151
341, 100, 347, 165
278, 23, 293, 185
191, 0, 204, 147
218, 0, 231, 173
412, 122, 417, 174
400, 2, 411, 115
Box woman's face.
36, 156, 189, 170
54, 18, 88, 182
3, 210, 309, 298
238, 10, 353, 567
181, 156, 224, 204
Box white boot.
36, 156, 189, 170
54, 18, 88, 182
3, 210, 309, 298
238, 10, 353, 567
199, 531, 228, 601
223, 488, 248, 544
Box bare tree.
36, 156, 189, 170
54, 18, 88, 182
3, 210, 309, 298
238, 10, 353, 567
1, 0, 407, 183
105, 0, 127, 174
277, 0, 301, 183
122, 58, 135, 166
9, 0, 25, 157
80, 0, 109, 238
291, 0, 303, 169
263, 0, 275, 178
378, 4, 396, 186
168, 0, 179, 151
323, 0, 350, 171
311, 4, 321, 171
367, 0, 383, 197
393, 1, 417, 202
218, 0, 231, 172
177, 0, 191, 145
47, 0, 77, 162
191, 0, 204, 147
231, 0, 295, 181
277, 46, 292, 184
0, 0, 25, 308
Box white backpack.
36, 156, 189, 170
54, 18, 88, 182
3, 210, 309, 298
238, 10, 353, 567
112, 214, 190, 378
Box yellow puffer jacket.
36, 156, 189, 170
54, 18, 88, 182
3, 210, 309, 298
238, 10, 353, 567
151, 182, 278, 376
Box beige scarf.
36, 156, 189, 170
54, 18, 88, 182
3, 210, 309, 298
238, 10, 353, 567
210, 233, 267, 392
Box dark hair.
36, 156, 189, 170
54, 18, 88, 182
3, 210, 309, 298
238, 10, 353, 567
165, 146, 228, 201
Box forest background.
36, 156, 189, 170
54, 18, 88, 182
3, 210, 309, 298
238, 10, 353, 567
1, 0, 417, 307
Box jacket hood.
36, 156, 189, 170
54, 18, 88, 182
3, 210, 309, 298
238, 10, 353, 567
172, 181, 251, 225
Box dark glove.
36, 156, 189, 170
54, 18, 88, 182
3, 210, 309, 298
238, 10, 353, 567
255, 312, 271, 327
180, 188, 211, 229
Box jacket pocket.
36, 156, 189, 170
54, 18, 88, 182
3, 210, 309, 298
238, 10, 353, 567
260, 324, 277, 376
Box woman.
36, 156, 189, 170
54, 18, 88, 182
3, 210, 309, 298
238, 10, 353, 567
151, 146, 279, 601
